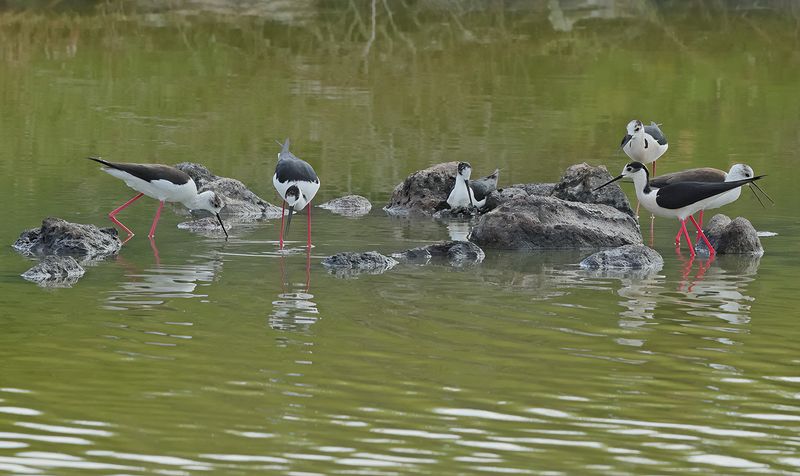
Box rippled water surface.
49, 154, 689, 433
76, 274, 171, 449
1, 1, 800, 474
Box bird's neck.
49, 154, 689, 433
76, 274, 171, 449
632, 172, 652, 199
183, 192, 206, 210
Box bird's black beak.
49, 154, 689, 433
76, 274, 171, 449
285, 205, 294, 235
216, 213, 228, 240
465, 179, 474, 207
594, 174, 624, 191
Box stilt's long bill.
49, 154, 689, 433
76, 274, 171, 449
88, 157, 227, 239
272, 139, 320, 249
650, 164, 773, 244
594, 161, 764, 256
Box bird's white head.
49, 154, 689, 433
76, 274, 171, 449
626, 119, 644, 135
284, 185, 307, 210
593, 161, 649, 192
187, 191, 228, 239
457, 162, 473, 180
727, 164, 755, 181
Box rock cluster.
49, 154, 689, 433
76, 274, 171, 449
697, 214, 763, 255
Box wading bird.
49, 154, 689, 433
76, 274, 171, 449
272, 139, 320, 248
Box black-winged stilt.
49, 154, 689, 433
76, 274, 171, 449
440, 162, 498, 212
88, 157, 227, 239
620, 120, 668, 177
594, 161, 764, 256
650, 164, 773, 243
272, 139, 320, 248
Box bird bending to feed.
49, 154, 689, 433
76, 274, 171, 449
272, 138, 320, 248
594, 161, 763, 257
439, 162, 499, 212
88, 157, 227, 239
650, 164, 773, 243
620, 120, 668, 177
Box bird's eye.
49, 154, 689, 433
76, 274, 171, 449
745, 173, 750, 177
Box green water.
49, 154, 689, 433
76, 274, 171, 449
2, 2, 800, 474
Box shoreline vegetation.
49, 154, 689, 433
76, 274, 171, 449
1, 1, 799, 67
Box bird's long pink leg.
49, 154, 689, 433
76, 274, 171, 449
652, 161, 657, 177
674, 225, 683, 245
148, 201, 165, 238
108, 192, 144, 237
698, 210, 705, 228
306, 201, 312, 248
279, 201, 286, 249
680, 219, 695, 257
689, 215, 715, 256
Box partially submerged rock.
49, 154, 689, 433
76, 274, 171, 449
470, 195, 641, 250
392, 240, 485, 266
384, 162, 459, 216
318, 195, 372, 217
176, 216, 231, 236
321, 251, 398, 278
580, 244, 663, 270
384, 162, 498, 216
13, 217, 121, 260
551, 163, 634, 216
697, 214, 763, 255
175, 162, 282, 221
21, 256, 85, 288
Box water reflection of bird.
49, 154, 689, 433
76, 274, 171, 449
649, 164, 773, 244
595, 162, 764, 256
438, 162, 498, 212
88, 157, 227, 240
272, 139, 320, 249
270, 250, 318, 331
619, 120, 668, 176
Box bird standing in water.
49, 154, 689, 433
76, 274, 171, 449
272, 139, 320, 248
595, 162, 763, 257
620, 120, 669, 177
88, 157, 227, 239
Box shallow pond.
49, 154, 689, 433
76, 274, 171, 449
1, 2, 800, 474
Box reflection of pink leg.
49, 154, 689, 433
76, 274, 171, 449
305, 246, 311, 291
148, 201, 164, 238
279, 201, 285, 249
108, 192, 144, 237
306, 201, 312, 248
148, 236, 161, 266
680, 219, 695, 257
689, 215, 715, 256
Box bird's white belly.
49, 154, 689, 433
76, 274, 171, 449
273, 174, 320, 211
624, 136, 668, 165
447, 180, 473, 208
704, 187, 741, 211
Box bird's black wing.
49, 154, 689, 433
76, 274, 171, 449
645, 122, 668, 146
470, 169, 499, 201
88, 157, 190, 185
649, 168, 724, 188
275, 158, 319, 184
655, 177, 762, 210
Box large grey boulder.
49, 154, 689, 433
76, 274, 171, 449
319, 195, 372, 217
175, 162, 282, 221
384, 162, 459, 216
392, 240, 485, 266
551, 163, 634, 216
697, 214, 763, 255
470, 195, 641, 250
21, 256, 85, 288
13, 217, 121, 260
321, 251, 398, 278
580, 244, 663, 270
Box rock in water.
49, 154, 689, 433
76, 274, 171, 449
697, 214, 763, 255
470, 195, 641, 250
13, 217, 121, 259
580, 245, 663, 270
174, 163, 283, 220
392, 240, 485, 266
321, 251, 398, 278
384, 162, 459, 216
552, 163, 634, 216
21, 256, 85, 287
318, 195, 372, 217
